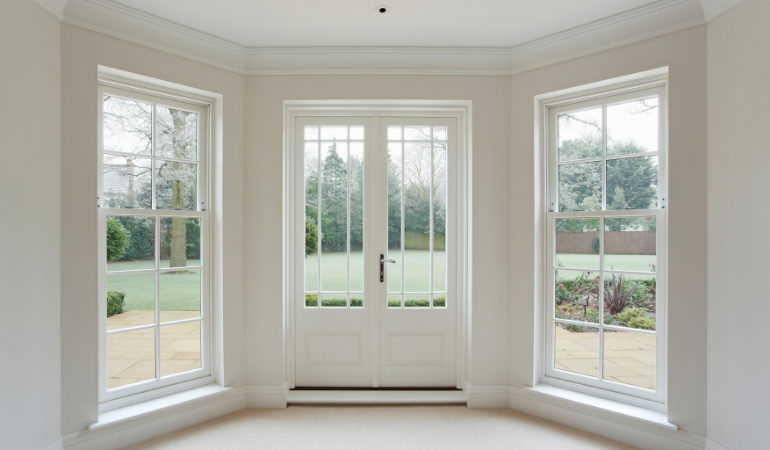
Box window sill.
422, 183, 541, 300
511, 383, 676, 432
90, 384, 241, 433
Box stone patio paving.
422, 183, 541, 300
107, 311, 201, 390
555, 326, 656, 390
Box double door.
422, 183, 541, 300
294, 116, 457, 387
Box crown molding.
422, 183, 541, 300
31, 0, 69, 20
62, 0, 711, 76
697, 0, 746, 22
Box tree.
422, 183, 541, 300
106, 217, 130, 261
320, 142, 348, 251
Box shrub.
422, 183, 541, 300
592, 237, 600, 254
107, 291, 125, 317
106, 217, 131, 261
305, 217, 318, 257
603, 273, 638, 315
627, 316, 656, 330
614, 306, 656, 330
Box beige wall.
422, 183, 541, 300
510, 26, 708, 434
60, 24, 246, 434
0, 1, 61, 448
243, 75, 512, 388
707, 1, 770, 448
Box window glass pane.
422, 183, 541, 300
103, 155, 152, 209
558, 107, 602, 162
349, 142, 364, 292
604, 217, 656, 272
321, 293, 347, 308
606, 156, 658, 210
160, 270, 201, 323
350, 126, 364, 140
107, 272, 155, 330
320, 126, 347, 140
106, 216, 155, 271
160, 218, 201, 268
403, 142, 431, 292
156, 160, 197, 211
305, 142, 319, 292
603, 273, 656, 330
607, 98, 658, 156
404, 294, 430, 308
555, 269, 600, 324
156, 106, 198, 160
388, 126, 402, 140
554, 324, 599, 378
433, 126, 447, 141
387, 142, 402, 293
558, 161, 602, 212
555, 218, 600, 270
103, 95, 152, 156
107, 330, 155, 390
160, 322, 201, 377
320, 141, 348, 291
304, 126, 319, 140
433, 142, 447, 292
603, 330, 656, 390
404, 126, 430, 140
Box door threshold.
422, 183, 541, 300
287, 389, 467, 405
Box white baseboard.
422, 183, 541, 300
287, 390, 466, 405
464, 382, 510, 408
43, 437, 64, 450
508, 385, 706, 450
245, 384, 288, 409
705, 438, 730, 450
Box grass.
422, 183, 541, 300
556, 254, 656, 280
106, 260, 201, 311
304, 250, 447, 293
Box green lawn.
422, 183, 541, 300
106, 260, 201, 311
305, 250, 447, 293
555, 254, 656, 280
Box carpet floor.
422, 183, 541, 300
123, 405, 641, 450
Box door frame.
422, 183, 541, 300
283, 100, 473, 389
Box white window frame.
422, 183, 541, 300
540, 76, 668, 407
97, 81, 213, 405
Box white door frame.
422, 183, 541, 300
283, 100, 472, 389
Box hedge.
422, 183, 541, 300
107, 291, 126, 317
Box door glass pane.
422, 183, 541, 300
305, 142, 319, 292
304, 126, 319, 140
606, 156, 658, 210
103, 95, 152, 156
321, 293, 347, 308
403, 142, 431, 291
387, 142, 402, 293
388, 126, 402, 140
604, 217, 656, 272
320, 141, 348, 291
156, 106, 198, 160
404, 126, 430, 140
555, 218, 600, 270
404, 294, 430, 308
160, 270, 201, 323
156, 160, 197, 211
433, 142, 447, 292
107, 272, 155, 330
160, 217, 201, 268
388, 294, 402, 308
103, 154, 152, 209
350, 126, 364, 140
433, 126, 447, 141
350, 296, 363, 308
603, 274, 656, 329
554, 324, 599, 378
107, 330, 155, 389
433, 294, 446, 308
349, 142, 364, 293
320, 126, 347, 140
603, 330, 655, 390
555, 270, 600, 324
607, 98, 658, 156
106, 216, 155, 271
558, 107, 602, 162
160, 321, 202, 377
558, 161, 602, 212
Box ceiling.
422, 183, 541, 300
111, 0, 660, 48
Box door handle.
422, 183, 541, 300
380, 254, 395, 282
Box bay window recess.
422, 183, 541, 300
97, 82, 212, 403
543, 82, 667, 404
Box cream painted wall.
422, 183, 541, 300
60, 24, 246, 434
510, 26, 708, 434
707, 1, 770, 448
243, 75, 512, 388
0, 1, 61, 448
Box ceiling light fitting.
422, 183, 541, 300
377, 5, 390, 14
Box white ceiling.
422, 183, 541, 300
111, 0, 660, 48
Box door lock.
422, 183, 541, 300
380, 254, 395, 282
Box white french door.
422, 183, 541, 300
294, 116, 457, 388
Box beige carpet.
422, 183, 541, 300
124, 406, 640, 450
